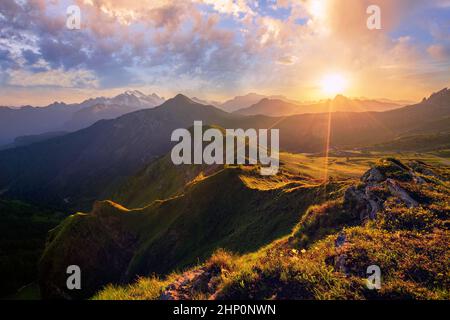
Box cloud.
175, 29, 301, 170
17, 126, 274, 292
427, 44, 450, 60
8, 68, 99, 88
242, 0, 449, 99
199, 0, 254, 18
0, 0, 449, 103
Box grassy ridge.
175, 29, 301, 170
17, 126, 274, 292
39, 157, 353, 299
94, 158, 449, 300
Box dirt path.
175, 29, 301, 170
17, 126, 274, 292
160, 268, 208, 300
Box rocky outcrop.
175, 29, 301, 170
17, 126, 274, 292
160, 268, 209, 300
386, 179, 418, 208
160, 264, 229, 300
344, 159, 424, 223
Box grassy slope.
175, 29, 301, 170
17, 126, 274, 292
38, 151, 449, 300
94, 158, 449, 300
110, 124, 226, 208
366, 132, 450, 152
110, 154, 209, 208
40, 152, 369, 299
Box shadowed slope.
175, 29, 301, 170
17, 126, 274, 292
0, 95, 239, 209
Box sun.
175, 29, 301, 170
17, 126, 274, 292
320, 73, 348, 97
309, 0, 327, 19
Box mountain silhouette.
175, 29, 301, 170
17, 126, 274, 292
235, 95, 404, 116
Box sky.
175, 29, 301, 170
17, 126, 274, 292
0, 0, 449, 106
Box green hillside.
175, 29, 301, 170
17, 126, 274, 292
110, 154, 210, 208
366, 132, 450, 152
94, 158, 449, 300
111, 125, 227, 208
39, 156, 356, 299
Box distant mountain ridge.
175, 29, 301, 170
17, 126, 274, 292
1, 131, 68, 150
219, 93, 298, 112
191, 97, 221, 107
0, 90, 416, 146
235, 95, 405, 116
0, 91, 165, 146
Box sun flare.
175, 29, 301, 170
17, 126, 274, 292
320, 73, 348, 97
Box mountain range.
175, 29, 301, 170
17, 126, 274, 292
0, 90, 412, 148
0, 91, 165, 147
0, 89, 448, 211
234, 95, 405, 116
0, 95, 240, 209
219, 93, 300, 112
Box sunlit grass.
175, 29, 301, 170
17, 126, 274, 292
93, 157, 449, 300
